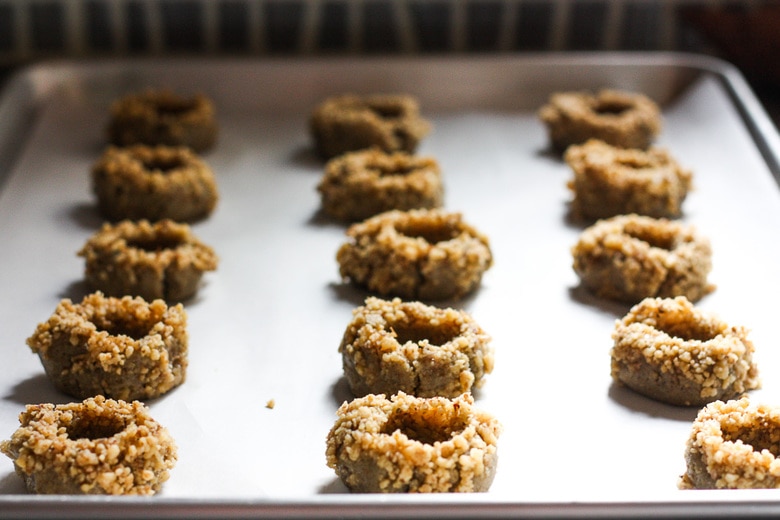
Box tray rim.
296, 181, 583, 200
2, 51, 780, 519
4, 491, 780, 519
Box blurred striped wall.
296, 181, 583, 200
0, 0, 757, 64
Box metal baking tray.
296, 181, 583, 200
2, 54, 780, 518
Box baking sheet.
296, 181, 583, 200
2, 54, 780, 518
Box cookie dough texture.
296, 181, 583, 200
0, 396, 177, 495
340, 297, 493, 398
107, 89, 217, 152
26, 292, 188, 401
681, 398, 780, 489
326, 392, 501, 493
611, 297, 759, 406
337, 209, 493, 300
310, 94, 432, 159
318, 148, 444, 222
91, 144, 219, 223
79, 219, 218, 302
572, 214, 713, 303
565, 139, 693, 220
538, 89, 662, 152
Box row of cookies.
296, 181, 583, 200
309, 94, 502, 493
539, 89, 772, 490
1, 90, 225, 495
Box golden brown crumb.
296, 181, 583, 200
681, 397, 780, 489
0, 396, 177, 495
266, 399, 275, 409
611, 296, 759, 406
326, 392, 501, 493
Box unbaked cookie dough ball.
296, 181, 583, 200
572, 214, 713, 303
337, 209, 493, 301
681, 398, 780, 489
310, 94, 432, 159
611, 296, 759, 406
565, 139, 693, 220
26, 292, 188, 401
326, 392, 501, 493
538, 89, 662, 152
79, 219, 218, 302
318, 148, 444, 222
107, 89, 217, 152
0, 396, 177, 495
339, 297, 493, 398
91, 144, 219, 223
